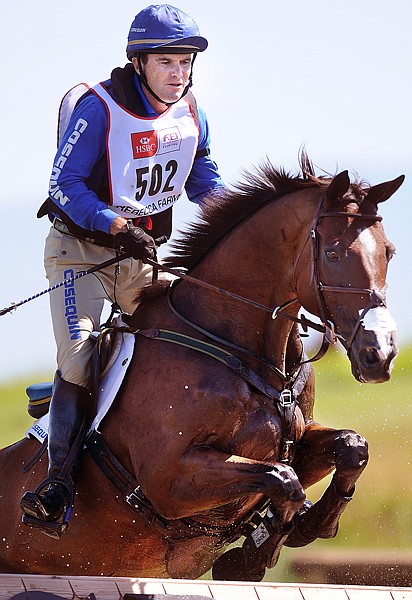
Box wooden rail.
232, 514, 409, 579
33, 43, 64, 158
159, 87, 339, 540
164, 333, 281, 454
0, 574, 411, 600
291, 549, 412, 587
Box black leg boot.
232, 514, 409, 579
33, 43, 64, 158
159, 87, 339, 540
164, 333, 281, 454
284, 477, 354, 548
20, 371, 90, 538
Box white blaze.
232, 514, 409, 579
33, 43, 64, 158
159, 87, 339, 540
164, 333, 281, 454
361, 306, 397, 332
357, 227, 378, 286
358, 227, 376, 253
356, 228, 397, 338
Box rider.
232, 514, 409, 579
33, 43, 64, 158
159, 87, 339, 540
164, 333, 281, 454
20, 4, 224, 537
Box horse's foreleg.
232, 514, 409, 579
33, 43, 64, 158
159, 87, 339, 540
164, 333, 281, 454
285, 421, 368, 547
150, 446, 305, 522
153, 446, 305, 582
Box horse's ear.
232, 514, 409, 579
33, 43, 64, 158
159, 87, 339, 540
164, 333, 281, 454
367, 174, 405, 204
326, 170, 350, 207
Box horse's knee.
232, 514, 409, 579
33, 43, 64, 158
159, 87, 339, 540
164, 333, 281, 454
264, 464, 305, 513
334, 430, 369, 472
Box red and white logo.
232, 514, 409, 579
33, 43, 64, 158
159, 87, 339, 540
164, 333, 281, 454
131, 130, 158, 158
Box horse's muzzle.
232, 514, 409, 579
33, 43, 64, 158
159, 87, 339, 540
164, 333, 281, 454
348, 328, 398, 383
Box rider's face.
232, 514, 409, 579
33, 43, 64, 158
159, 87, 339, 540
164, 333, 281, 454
134, 53, 193, 109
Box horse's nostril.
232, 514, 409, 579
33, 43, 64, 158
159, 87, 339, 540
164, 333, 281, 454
361, 347, 380, 367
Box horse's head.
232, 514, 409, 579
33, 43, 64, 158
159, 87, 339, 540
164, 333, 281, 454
298, 170, 404, 383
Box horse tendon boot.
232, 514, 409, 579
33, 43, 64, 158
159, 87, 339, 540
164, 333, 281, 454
285, 476, 353, 548
212, 509, 294, 582
20, 371, 90, 539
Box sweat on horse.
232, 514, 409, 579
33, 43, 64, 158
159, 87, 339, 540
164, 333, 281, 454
0, 153, 403, 580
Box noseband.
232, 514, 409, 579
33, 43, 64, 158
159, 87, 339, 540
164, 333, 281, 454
309, 195, 387, 354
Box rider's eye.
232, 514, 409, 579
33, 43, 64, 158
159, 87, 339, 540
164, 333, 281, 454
325, 250, 339, 261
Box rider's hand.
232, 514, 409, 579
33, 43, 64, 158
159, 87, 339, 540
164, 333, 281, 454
115, 221, 156, 261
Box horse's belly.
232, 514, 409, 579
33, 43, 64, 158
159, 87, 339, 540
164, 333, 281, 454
166, 536, 222, 579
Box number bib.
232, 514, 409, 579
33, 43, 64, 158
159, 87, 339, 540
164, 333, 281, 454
91, 82, 199, 218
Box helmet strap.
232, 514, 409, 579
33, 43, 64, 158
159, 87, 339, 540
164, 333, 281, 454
136, 54, 196, 108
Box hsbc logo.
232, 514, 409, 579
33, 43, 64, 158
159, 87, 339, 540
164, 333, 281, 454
131, 130, 158, 158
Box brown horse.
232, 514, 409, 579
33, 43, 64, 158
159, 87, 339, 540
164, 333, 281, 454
0, 155, 403, 580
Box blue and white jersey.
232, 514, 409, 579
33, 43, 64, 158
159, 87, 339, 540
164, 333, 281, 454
48, 74, 224, 234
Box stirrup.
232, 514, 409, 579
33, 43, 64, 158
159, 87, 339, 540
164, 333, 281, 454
21, 476, 74, 538
21, 511, 71, 540
34, 475, 75, 508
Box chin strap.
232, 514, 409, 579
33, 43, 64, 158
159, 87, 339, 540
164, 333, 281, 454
136, 53, 196, 107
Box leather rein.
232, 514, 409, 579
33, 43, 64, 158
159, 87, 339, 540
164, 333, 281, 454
145, 191, 387, 377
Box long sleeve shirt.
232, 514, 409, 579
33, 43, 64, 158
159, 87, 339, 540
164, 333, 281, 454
48, 72, 224, 234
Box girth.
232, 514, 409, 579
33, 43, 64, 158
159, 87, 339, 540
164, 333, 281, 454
86, 429, 242, 545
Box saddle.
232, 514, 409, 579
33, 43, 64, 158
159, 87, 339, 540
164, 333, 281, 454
26, 324, 126, 419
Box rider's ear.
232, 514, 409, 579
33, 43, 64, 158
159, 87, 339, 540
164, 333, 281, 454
325, 170, 350, 207
131, 56, 140, 74
366, 175, 405, 205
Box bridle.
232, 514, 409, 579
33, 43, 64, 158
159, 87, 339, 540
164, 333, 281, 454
146, 188, 387, 377
308, 193, 387, 355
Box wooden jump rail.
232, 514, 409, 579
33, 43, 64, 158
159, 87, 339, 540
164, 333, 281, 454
290, 549, 412, 588
0, 574, 411, 600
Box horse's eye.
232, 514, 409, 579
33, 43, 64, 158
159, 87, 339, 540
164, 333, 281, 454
325, 250, 339, 261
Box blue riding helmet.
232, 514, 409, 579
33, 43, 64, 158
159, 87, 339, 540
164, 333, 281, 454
126, 4, 208, 56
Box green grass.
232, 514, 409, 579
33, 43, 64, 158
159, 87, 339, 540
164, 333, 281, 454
308, 342, 412, 550
1, 344, 411, 580
272, 341, 412, 582
0, 371, 53, 448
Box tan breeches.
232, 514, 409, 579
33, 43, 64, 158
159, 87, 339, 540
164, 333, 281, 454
44, 227, 155, 388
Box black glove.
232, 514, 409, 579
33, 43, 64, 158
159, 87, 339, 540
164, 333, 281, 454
115, 222, 156, 261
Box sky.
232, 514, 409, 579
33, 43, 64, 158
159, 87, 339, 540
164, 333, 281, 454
0, 0, 411, 382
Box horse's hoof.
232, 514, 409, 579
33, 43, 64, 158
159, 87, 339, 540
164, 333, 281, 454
212, 547, 265, 581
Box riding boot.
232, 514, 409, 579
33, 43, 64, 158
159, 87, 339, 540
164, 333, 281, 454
20, 371, 90, 538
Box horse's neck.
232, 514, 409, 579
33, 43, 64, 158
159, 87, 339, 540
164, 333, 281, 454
172, 191, 315, 380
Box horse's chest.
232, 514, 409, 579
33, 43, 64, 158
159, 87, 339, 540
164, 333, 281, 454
228, 405, 305, 463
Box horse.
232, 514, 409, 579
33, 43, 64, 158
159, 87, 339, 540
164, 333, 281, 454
0, 154, 403, 580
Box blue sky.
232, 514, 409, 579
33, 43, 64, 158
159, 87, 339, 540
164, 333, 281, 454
0, 0, 411, 381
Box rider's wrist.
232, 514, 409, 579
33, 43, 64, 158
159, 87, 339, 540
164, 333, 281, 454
110, 217, 129, 235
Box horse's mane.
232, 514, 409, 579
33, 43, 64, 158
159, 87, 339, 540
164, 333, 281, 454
164, 151, 327, 271
135, 152, 365, 304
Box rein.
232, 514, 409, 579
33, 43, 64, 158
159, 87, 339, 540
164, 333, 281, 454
145, 200, 385, 377
145, 257, 335, 379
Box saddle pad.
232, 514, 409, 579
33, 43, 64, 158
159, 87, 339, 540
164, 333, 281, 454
27, 331, 135, 444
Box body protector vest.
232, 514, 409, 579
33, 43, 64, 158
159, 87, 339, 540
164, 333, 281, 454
90, 82, 199, 219
39, 69, 201, 244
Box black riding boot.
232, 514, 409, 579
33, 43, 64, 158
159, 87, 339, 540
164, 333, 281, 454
20, 371, 90, 538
